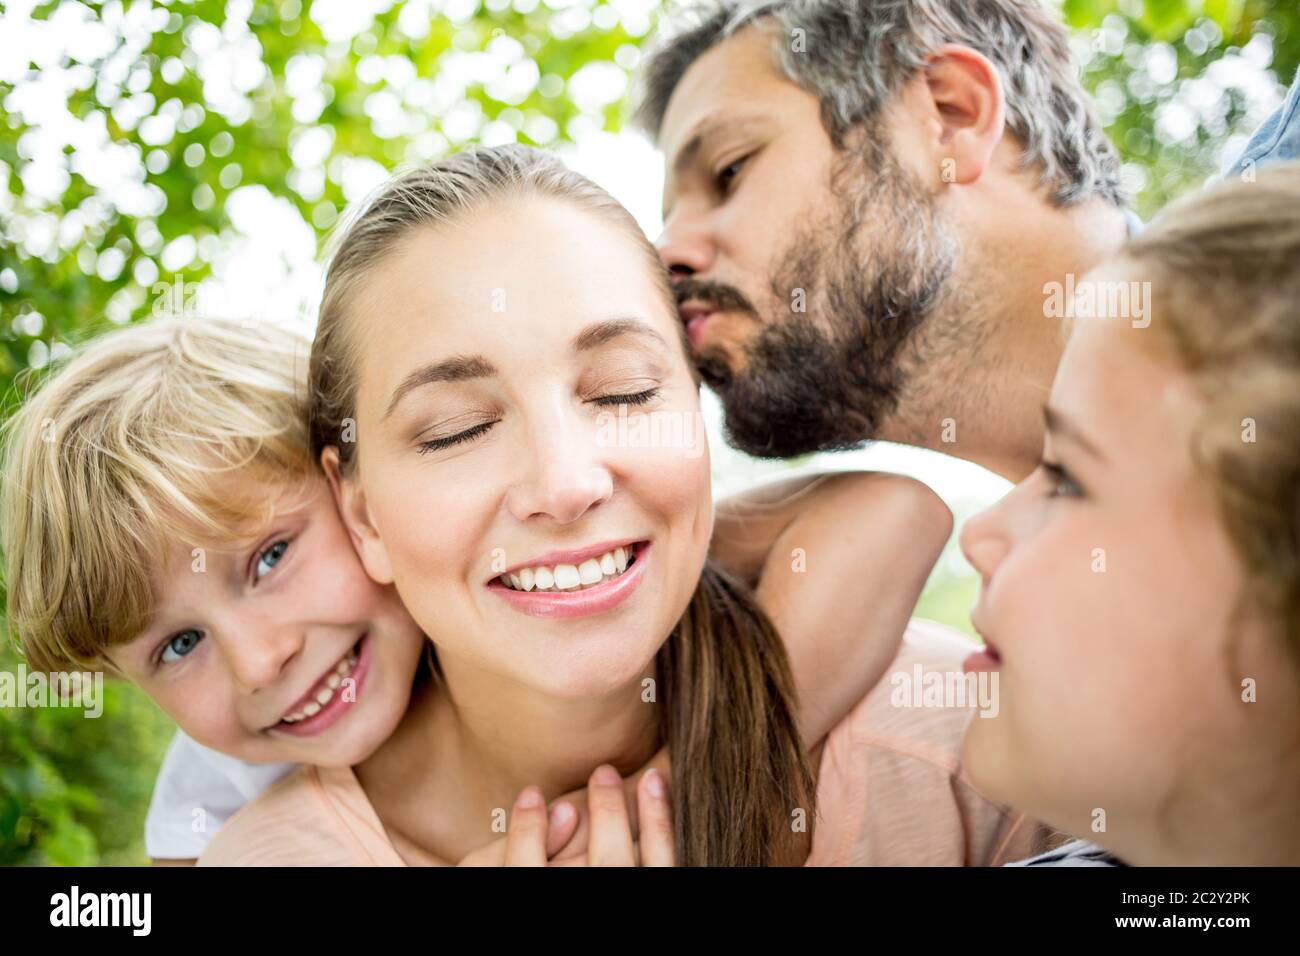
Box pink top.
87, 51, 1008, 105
199, 619, 1047, 866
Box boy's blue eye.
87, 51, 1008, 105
161, 629, 203, 664
255, 540, 289, 579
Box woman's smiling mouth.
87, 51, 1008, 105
489, 540, 650, 619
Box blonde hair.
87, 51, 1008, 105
309, 145, 814, 865
1124, 163, 1300, 653
1, 316, 315, 673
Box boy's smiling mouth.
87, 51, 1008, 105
268, 634, 371, 736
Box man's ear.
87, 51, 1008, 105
320, 445, 395, 585
916, 43, 1006, 189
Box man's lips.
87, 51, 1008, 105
678, 302, 717, 349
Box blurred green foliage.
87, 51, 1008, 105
1, 0, 1298, 865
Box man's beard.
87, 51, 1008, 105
681, 150, 958, 459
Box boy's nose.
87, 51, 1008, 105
218, 621, 303, 694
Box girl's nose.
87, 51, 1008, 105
960, 496, 1013, 586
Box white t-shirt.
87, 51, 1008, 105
145, 730, 296, 859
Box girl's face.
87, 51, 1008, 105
113, 475, 427, 767
333, 196, 712, 700
959, 264, 1299, 863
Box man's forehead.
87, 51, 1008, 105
658, 24, 789, 154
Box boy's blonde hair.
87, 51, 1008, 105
1124, 162, 1300, 652
1, 317, 314, 673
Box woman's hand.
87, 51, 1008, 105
458, 764, 674, 866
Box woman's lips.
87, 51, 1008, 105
489, 542, 651, 620
270, 633, 372, 737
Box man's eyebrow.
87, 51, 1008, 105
1044, 405, 1107, 462
573, 318, 669, 353
669, 112, 770, 180
384, 355, 497, 420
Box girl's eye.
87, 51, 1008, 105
160, 629, 203, 664
417, 420, 497, 455
1040, 459, 1083, 499
255, 539, 290, 579
592, 387, 660, 408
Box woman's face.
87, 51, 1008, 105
333, 196, 712, 700
959, 264, 1299, 862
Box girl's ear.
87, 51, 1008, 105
320, 446, 396, 585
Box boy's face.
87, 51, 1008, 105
109, 474, 426, 767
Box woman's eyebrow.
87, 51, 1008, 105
1044, 405, 1107, 462
573, 317, 668, 353
384, 355, 498, 420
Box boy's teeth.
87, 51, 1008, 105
500, 546, 637, 592
282, 647, 358, 724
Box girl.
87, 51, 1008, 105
961, 164, 1300, 865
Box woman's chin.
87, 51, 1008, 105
526, 653, 656, 702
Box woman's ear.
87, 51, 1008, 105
320, 445, 396, 585
917, 43, 1007, 189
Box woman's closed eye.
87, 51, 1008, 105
590, 386, 661, 408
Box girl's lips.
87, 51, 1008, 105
489, 542, 651, 620
270, 633, 373, 738
962, 645, 1002, 674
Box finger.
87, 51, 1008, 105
504, 786, 549, 867
636, 768, 675, 867
586, 764, 635, 866
457, 837, 508, 867
545, 800, 578, 858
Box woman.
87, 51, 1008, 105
199, 145, 1038, 866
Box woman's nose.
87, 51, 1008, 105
505, 415, 614, 526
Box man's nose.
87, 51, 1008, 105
656, 208, 715, 279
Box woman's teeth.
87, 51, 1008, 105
500, 546, 633, 592
281, 649, 359, 724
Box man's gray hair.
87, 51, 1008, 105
634, 0, 1124, 207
